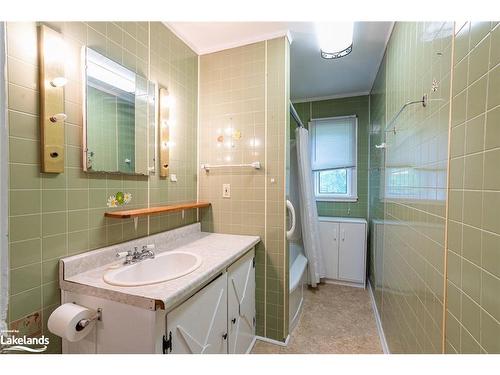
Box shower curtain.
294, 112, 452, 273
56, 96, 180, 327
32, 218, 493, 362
295, 127, 324, 287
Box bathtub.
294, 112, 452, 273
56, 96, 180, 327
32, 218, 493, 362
289, 241, 308, 332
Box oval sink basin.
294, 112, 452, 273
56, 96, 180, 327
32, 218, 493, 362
103, 251, 202, 287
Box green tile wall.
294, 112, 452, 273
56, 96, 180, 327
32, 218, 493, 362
369, 21, 500, 354
290, 96, 370, 219
266, 37, 289, 340
368, 53, 386, 311
199, 37, 289, 341
445, 21, 500, 354
368, 22, 454, 353
6, 22, 198, 353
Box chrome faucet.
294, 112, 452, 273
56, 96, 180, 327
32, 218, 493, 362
138, 245, 155, 261
116, 244, 155, 265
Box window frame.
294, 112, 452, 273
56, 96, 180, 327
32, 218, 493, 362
310, 115, 358, 202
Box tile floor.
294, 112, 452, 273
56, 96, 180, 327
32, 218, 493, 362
252, 283, 383, 354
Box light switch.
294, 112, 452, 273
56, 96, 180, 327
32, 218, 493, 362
170, 174, 177, 182
222, 184, 231, 198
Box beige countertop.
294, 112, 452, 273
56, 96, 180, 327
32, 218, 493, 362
60, 224, 260, 312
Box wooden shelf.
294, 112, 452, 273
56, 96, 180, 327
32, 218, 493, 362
104, 201, 211, 219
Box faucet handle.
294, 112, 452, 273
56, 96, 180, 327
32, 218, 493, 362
142, 244, 155, 252
116, 250, 134, 264
116, 250, 132, 258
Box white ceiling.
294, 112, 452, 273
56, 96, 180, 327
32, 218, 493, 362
166, 22, 393, 101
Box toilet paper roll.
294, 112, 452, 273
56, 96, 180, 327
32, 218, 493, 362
47, 303, 96, 342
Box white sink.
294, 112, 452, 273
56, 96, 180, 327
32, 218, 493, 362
103, 251, 202, 287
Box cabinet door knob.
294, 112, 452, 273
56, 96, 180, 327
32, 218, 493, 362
222, 333, 228, 340
231, 318, 236, 324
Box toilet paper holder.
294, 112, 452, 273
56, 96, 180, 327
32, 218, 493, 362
75, 306, 102, 332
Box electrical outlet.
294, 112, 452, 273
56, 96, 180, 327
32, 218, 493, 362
222, 184, 231, 198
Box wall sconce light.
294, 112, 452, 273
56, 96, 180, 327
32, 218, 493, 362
159, 87, 170, 177
38, 25, 66, 173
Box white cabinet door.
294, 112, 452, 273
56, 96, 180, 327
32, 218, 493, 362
319, 221, 339, 279
165, 273, 228, 354
227, 249, 255, 354
338, 222, 366, 283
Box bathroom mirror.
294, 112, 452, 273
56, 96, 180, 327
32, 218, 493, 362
82, 47, 156, 175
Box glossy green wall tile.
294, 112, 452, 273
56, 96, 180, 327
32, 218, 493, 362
369, 21, 500, 354
446, 21, 500, 354
368, 51, 386, 310
199, 37, 289, 341
369, 22, 454, 353
6, 22, 198, 353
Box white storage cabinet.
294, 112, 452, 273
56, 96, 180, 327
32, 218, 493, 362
318, 217, 367, 287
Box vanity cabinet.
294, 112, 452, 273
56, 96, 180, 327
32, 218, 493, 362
227, 250, 256, 354
62, 248, 256, 354
166, 273, 228, 354
318, 217, 367, 287
164, 248, 256, 354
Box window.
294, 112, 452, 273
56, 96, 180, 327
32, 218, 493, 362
310, 115, 357, 201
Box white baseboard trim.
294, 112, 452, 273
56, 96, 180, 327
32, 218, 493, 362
255, 334, 290, 347
322, 278, 366, 289
367, 279, 390, 354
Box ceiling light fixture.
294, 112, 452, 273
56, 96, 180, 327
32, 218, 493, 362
315, 22, 354, 59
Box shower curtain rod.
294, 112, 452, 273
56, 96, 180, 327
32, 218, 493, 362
290, 101, 305, 128
385, 94, 427, 135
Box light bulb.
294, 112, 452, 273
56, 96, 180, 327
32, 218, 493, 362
50, 77, 68, 87
49, 113, 67, 123
161, 93, 173, 108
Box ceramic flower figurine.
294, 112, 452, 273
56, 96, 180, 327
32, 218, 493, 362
107, 195, 119, 208
115, 191, 125, 205
107, 192, 132, 208
124, 193, 132, 204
